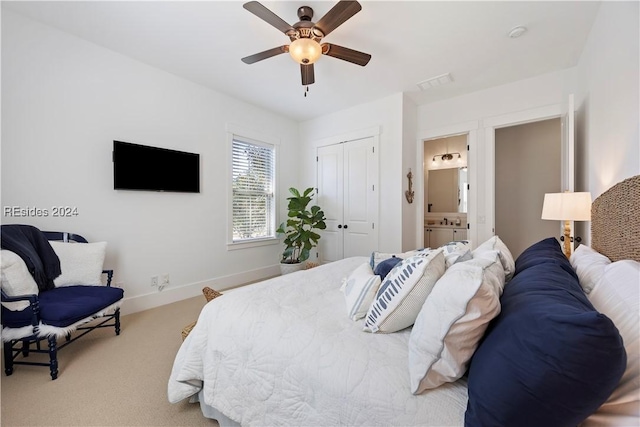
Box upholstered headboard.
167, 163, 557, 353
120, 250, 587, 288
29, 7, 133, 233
591, 175, 640, 262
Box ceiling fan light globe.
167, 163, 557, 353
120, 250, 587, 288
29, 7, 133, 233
289, 38, 322, 65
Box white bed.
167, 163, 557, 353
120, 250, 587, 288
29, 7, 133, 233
168, 175, 639, 426
169, 256, 468, 426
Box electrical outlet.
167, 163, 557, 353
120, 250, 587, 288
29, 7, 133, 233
151, 275, 158, 287
161, 273, 170, 286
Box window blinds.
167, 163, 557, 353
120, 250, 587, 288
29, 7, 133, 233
232, 139, 275, 241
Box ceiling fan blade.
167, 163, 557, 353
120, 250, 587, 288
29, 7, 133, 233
301, 64, 315, 86
243, 1, 296, 35
241, 45, 288, 64
314, 1, 362, 37
322, 43, 371, 66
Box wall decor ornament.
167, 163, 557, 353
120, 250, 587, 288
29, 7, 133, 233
405, 169, 415, 204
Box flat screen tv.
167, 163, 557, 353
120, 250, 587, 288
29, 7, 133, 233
113, 140, 200, 193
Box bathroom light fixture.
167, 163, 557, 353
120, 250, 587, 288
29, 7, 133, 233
432, 152, 461, 162
541, 191, 592, 257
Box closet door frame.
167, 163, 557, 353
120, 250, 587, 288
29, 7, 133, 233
315, 126, 380, 263
483, 100, 573, 246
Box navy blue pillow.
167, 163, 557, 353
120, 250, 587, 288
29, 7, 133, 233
465, 238, 626, 427
513, 236, 576, 278
373, 257, 402, 279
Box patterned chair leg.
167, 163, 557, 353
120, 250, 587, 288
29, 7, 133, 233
47, 336, 58, 380
4, 341, 14, 376
115, 308, 121, 336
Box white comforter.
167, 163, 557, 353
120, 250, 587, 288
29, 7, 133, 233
168, 257, 468, 426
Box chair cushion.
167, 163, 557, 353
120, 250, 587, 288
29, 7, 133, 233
2, 285, 124, 329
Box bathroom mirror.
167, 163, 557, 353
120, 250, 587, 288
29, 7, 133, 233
427, 167, 468, 213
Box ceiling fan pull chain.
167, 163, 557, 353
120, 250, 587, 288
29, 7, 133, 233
304, 86, 309, 97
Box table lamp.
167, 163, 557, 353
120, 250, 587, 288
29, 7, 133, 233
541, 191, 591, 257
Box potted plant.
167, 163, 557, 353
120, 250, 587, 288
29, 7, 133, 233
276, 187, 327, 275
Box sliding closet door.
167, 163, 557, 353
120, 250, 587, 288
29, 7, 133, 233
317, 137, 378, 263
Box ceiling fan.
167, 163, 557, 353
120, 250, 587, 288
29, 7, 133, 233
241, 1, 372, 88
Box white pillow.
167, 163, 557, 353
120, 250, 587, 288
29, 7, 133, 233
472, 235, 515, 281
50, 241, 107, 287
409, 251, 506, 394
363, 250, 445, 333
440, 240, 471, 267
341, 263, 382, 321
370, 248, 430, 270
584, 260, 640, 426
570, 244, 611, 294
1, 250, 39, 311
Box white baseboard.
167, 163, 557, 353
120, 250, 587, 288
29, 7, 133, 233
119, 264, 281, 316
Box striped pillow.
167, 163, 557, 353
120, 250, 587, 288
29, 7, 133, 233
341, 263, 382, 321
363, 250, 445, 333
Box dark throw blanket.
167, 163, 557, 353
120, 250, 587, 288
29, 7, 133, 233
1, 224, 61, 291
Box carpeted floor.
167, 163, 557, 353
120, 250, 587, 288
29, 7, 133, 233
1, 295, 219, 426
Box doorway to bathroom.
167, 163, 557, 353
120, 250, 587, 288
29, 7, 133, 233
423, 134, 469, 248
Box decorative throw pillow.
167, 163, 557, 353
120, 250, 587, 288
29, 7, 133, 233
363, 250, 445, 333
570, 244, 611, 294
341, 263, 382, 321
454, 250, 472, 264
440, 240, 471, 267
373, 257, 402, 280
50, 241, 107, 287
465, 238, 626, 427
584, 260, 640, 426
472, 235, 515, 281
369, 248, 430, 270
408, 251, 505, 393
1, 250, 39, 311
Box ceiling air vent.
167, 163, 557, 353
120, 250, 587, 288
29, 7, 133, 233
417, 73, 453, 91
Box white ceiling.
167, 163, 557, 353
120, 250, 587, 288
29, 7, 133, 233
3, 1, 601, 122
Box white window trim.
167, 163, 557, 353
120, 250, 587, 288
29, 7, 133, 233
226, 123, 280, 251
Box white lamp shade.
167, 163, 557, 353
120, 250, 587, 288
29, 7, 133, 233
289, 38, 322, 64
541, 192, 592, 221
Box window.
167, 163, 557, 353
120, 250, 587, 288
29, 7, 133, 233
231, 137, 276, 244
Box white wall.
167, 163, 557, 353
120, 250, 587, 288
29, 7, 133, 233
1, 11, 300, 314
416, 68, 577, 245
574, 1, 640, 199
298, 93, 404, 253
414, 1, 638, 248
401, 94, 418, 251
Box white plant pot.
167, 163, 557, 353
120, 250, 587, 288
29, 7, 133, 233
280, 262, 305, 275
